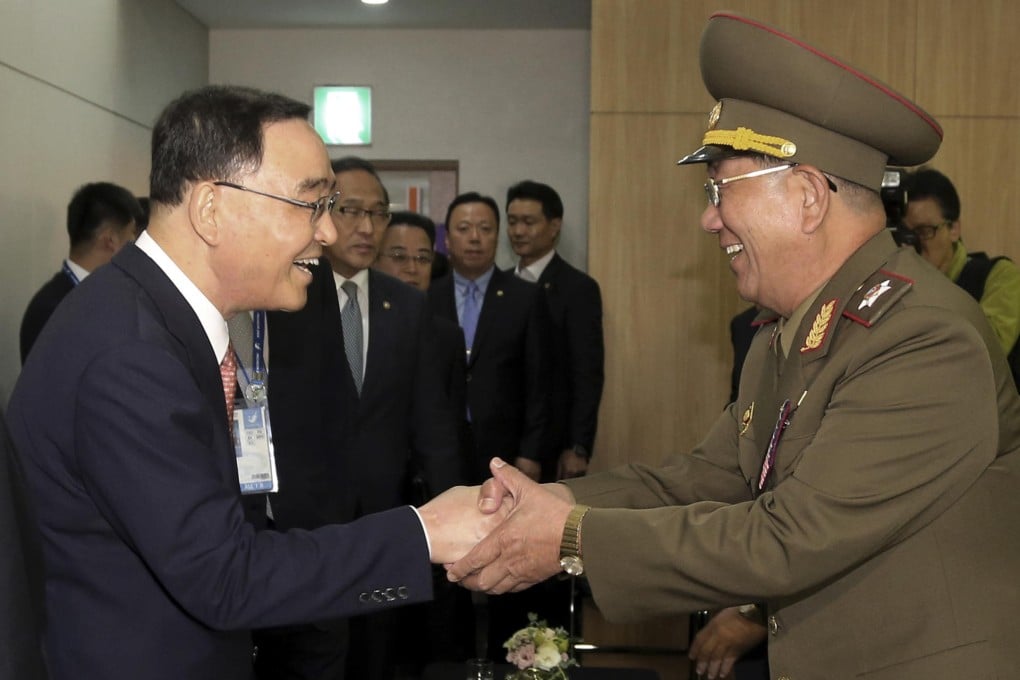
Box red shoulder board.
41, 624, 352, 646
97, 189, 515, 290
843, 269, 913, 327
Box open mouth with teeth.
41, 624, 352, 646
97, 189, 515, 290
293, 257, 319, 275
725, 244, 744, 261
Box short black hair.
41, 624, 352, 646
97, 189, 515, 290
506, 180, 563, 221
387, 211, 436, 246
330, 156, 390, 205
66, 182, 143, 248
903, 167, 961, 222
149, 85, 311, 207
444, 192, 500, 229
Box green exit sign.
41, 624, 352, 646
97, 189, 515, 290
313, 86, 372, 145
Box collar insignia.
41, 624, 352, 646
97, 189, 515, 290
800, 299, 837, 353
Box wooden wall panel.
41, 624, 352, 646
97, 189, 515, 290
915, 0, 1020, 116
926, 117, 1020, 261
588, 112, 743, 473
592, 0, 918, 113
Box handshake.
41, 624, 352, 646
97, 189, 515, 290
417, 457, 577, 594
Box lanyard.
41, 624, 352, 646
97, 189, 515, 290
61, 261, 81, 287
235, 311, 267, 404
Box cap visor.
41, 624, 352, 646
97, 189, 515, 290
677, 144, 734, 166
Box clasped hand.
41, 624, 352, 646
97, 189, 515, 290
423, 457, 576, 593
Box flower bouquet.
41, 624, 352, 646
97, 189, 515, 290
503, 613, 579, 680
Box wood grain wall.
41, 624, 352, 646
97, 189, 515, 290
587, 0, 1020, 475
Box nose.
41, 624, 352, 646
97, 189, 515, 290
700, 203, 722, 234
315, 210, 338, 246
355, 212, 375, 234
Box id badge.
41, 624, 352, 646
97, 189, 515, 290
231, 400, 278, 494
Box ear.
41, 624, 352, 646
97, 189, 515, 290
444, 231, 451, 253
792, 165, 831, 235
549, 217, 562, 241
188, 182, 221, 246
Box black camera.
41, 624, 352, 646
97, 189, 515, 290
881, 168, 920, 253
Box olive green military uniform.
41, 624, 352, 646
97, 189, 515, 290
567, 230, 1020, 677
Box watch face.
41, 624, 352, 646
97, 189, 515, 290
560, 555, 584, 576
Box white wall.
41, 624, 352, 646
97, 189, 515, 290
0, 0, 208, 403
209, 27, 591, 270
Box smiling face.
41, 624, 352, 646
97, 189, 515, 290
506, 198, 560, 267
700, 156, 805, 314
445, 201, 499, 279
215, 118, 337, 314
325, 168, 388, 278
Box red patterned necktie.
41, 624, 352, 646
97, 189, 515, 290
220, 342, 237, 426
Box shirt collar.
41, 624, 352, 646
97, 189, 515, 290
64, 258, 91, 282
453, 266, 495, 296
333, 267, 370, 297
134, 231, 230, 363
516, 249, 556, 281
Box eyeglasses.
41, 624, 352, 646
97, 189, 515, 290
704, 164, 795, 207
909, 220, 952, 241
333, 206, 392, 228
214, 181, 339, 224
380, 250, 434, 267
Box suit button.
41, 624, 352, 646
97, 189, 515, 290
767, 615, 780, 636
358, 591, 370, 603
397, 586, 409, 599
466, 372, 472, 382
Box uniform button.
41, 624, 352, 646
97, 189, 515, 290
767, 616, 780, 636
777, 676, 791, 680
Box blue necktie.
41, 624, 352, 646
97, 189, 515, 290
341, 281, 363, 394
461, 280, 480, 359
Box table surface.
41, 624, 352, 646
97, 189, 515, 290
423, 661, 662, 680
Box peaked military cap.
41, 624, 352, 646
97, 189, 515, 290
678, 12, 943, 191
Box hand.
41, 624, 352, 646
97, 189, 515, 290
688, 606, 767, 680
417, 485, 511, 565
446, 457, 574, 593
513, 456, 542, 482
556, 448, 589, 480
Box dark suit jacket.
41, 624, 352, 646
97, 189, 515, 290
19, 270, 74, 364
428, 314, 470, 483
334, 270, 462, 515
0, 408, 47, 680
428, 268, 551, 482
533, 253, 604, 460
7, 245, 432, 680
237, 259, 351, 532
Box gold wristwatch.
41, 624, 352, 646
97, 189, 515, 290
559, 504, 591, 576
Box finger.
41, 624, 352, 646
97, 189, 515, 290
446, 527, 503, 582
720, 657, 737, 678
478, 476, 508, 513
489, 456, 533, 498
706, 657, 723, 679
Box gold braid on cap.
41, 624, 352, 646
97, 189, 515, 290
703, 127, 797, 158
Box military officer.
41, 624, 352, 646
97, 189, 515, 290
449, 12, 1020, 680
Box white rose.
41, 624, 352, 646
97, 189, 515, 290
534, 642, 562, 671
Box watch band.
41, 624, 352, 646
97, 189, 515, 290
559, 504, 591, 559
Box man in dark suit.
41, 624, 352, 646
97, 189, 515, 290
427, 192, 552, 659
19, 181, 142, 363
6, 85, 499, 680
323, 158, 463, 680
373, 211, 475, 670
506, 180, 604, 481
0, 407, 47, 680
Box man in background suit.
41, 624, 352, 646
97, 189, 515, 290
506, 180, 604, 481
6, 85, 500, 680
373, 211, 475, 670
427, 191, 552, 659
325, 158, 463, 680
20, 181, 142, 363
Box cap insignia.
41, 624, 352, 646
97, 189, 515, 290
708, 102, 723, 130
800, 299, 837, 353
